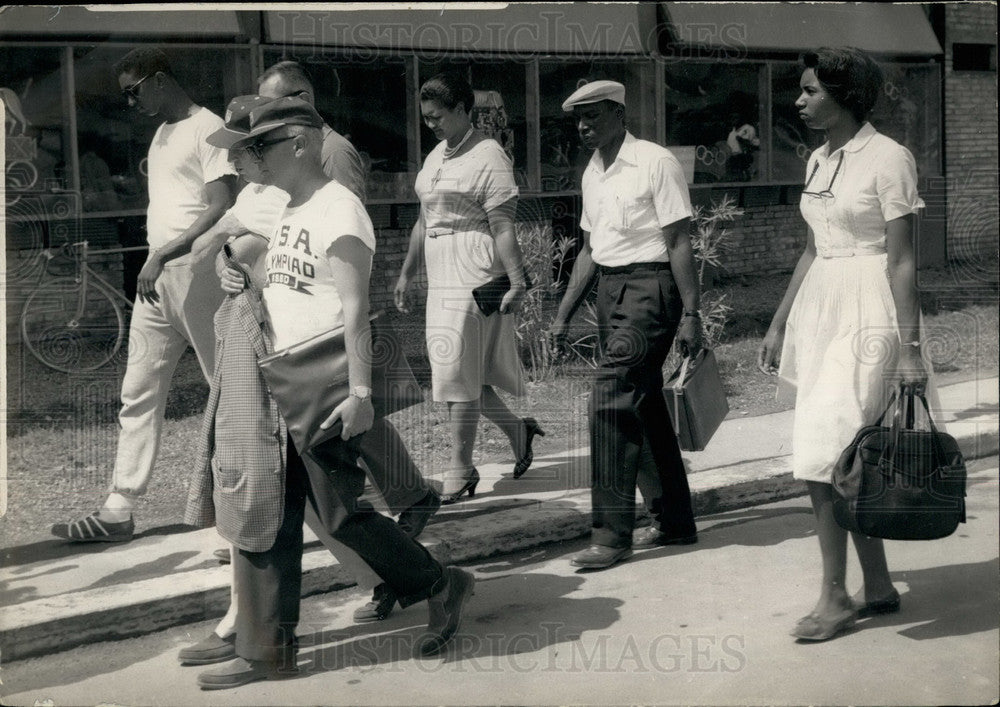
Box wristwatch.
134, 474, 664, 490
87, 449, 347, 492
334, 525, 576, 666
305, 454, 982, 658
350, 385, 373, 402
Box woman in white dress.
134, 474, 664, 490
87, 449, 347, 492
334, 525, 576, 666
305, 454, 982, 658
395, 72, 545, 503
758, 47, 930, 641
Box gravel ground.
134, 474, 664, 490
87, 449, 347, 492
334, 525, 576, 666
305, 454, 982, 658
3, 266, 995, 550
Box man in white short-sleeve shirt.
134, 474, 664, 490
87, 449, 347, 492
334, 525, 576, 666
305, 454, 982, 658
550, 81, 704, 570
52, 47, 236, 543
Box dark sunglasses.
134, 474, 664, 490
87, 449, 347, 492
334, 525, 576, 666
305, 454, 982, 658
121, 73, 152, 100
802, 151, 844, 199
246, 134, 296, 161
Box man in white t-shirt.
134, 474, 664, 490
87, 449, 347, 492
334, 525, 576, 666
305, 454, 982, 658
52, 47, 236, 543
550, 81, 703, 570
193, 98, 473, 690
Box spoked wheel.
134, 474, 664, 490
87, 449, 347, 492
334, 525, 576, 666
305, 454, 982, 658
20, 278, 126, 373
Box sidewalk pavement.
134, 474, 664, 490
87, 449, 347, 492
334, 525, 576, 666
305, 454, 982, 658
2, 378, 997, 662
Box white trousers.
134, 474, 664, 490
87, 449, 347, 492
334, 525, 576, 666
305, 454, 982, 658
111, 262, 223, 497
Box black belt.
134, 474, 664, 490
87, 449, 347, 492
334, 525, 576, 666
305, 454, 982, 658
597, 261, 671, 276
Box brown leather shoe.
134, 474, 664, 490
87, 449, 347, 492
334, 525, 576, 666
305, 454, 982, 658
197, 656, 299, 690
570, 544, 633, 569
632, 527, 698, 549
416, 567, 475, 657
354, 583, 397, 623
178, 633, 236, 666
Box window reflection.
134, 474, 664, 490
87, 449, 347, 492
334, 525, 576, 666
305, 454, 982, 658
664, 62, 763, 184
538, 61, 643, 192
263, 51, 410, 201
2, 46, 67, 196
418, 59, 528, 187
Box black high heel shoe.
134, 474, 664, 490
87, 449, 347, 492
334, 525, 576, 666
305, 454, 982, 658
513, 417, 546, 479
441, 468, 480, 505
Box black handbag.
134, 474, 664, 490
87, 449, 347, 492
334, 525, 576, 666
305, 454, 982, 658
257, 311, 424, 452
832, 383, 967, 540
472, 270, 533, 316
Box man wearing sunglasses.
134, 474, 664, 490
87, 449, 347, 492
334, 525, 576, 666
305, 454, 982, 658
51, 47, 236, 543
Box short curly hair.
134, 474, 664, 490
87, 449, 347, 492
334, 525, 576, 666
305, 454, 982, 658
419, 72, 475, 115
113, 47, 173, 81
802, 47, 883, 122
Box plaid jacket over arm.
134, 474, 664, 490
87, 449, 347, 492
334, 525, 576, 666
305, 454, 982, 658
184, 283, 288, 552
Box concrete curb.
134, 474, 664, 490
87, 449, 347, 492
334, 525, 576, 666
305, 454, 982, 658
3, 423, 995, 663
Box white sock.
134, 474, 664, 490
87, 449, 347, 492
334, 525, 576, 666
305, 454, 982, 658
100, 493, 134, 520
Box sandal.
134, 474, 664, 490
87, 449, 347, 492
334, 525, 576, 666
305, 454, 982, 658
852, 588, 901, 618
791, 607, 857, 641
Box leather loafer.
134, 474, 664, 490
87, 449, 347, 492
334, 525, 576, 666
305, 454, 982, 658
397, 490, 442, 539
417, 567, 475, 657
570, 544, 633, 569
354, 583, 397, 623
632, 527, 698, 549
178, 632, 236, 665
197, 655, 298, 690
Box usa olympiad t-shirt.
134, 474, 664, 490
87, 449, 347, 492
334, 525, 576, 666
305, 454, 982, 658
262, 180, 376, 351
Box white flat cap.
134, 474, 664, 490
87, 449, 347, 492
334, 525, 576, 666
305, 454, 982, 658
561, 80, 626, 112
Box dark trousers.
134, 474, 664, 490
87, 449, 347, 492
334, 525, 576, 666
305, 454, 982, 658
358, 417, 431, 513
233, 435, 445, 663
589, 263, 697, 549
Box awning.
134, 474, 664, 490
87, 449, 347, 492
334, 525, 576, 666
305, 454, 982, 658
264, 3, 659, 54
660, 2, 942, 56
0, 6, 247, 39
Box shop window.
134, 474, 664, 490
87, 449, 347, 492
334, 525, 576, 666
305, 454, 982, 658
263, 50, 410, 201
871, 63, 942, 177
2, 46, 70, 201
538, 61, 645, 192
664, 61, 764, 184
770, 62, 826, 183
417, 59, 528, 188
771, 61, 942, 182
71, 45, 253, 214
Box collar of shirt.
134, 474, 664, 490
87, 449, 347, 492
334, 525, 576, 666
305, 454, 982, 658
814, 122, 878, 160
585, 130, 638, 176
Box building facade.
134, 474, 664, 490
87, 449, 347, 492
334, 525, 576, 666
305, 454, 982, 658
3, 3, 995, 337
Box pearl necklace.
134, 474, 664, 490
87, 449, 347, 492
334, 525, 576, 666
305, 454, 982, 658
442, 127, 474, 159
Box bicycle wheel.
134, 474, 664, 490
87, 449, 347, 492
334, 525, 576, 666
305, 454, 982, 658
21, 277, 126, 373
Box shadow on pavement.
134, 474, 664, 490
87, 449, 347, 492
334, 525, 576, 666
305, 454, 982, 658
296, 572, 622, 677
0, 523, 196, 569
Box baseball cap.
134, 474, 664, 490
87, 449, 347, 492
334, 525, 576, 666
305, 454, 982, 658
206, 95, 275, 148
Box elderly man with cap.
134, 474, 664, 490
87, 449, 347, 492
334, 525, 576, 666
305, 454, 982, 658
174, 95, 438, 673
550, 80, 702, 570
194, 96, 473, 689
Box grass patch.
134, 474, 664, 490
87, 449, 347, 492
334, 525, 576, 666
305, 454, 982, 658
3, 266, 995, 548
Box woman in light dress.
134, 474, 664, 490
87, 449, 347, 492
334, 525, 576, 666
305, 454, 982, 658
758, 47, 930, 641
395, 72, 544, 503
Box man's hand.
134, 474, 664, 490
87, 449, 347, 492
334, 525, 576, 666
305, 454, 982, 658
219, 264, 248, 295
136, 253, 164, 304
547, 317, 569, 357
676, 315, 703, 358
320, 395, 375, 441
